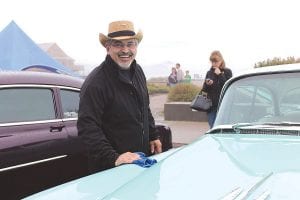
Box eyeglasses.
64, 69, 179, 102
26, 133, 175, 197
110, 40, 137, 49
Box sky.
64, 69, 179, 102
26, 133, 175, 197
1, 0, 300, 78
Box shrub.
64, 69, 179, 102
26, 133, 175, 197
148, 77, 168, 82
147, 83, 170, 95
254, 56, 300, 68
168, 83, 201, 102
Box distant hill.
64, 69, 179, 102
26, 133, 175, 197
142, 61, 173, 79
82, 60, 206, 80
142, 61, 206, 80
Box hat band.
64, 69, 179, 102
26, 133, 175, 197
108, 30, 135, 38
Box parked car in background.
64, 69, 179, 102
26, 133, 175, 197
0, 71, 87, 199
0, 71, 172, 199
25, 63, 300, 200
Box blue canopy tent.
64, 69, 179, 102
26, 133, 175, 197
0, 21, 79, 77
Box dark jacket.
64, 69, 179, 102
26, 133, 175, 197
168, 73, 177, 84
202, 67, 232, 110
77, 55, 159, 172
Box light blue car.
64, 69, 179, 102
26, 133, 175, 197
24, 63, 300, 200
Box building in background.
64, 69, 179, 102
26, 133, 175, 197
39, 43, 84, 75
0, 21, 79, 77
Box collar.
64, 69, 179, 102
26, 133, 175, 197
105, 55, 137, 81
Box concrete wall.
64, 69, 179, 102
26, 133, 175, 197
164, 102, 208, 122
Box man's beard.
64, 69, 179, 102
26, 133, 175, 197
118, 61, 132, 70
117, 52, 134, 70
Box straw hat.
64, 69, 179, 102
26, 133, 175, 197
99, 20, 143, 47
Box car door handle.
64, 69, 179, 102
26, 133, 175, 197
50, 125, 65, 132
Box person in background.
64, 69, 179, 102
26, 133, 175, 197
168, 67, 178, 87
202, 50, 232, 128
175, 63, 184, 83
183, 70, 192, 83
77, 20, 162, 173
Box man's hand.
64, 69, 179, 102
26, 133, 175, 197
150, 139, 162, 154
115, 152, 140, 166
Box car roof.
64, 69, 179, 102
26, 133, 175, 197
224, 63, 300, 88
235, 63, 300, 78
0, 71, 84, 88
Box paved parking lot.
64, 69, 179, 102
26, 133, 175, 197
159, 120, 209, 147
150, 94, 209, 146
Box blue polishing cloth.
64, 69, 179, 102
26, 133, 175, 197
132, 152, 157, 168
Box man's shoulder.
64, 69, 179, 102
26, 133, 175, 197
133, 63, 146, 78
134, 62, 144, 71
82, 65, 108, 88
86, 65, 104, 79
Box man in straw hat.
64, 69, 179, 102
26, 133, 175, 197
78, 20, 162, 173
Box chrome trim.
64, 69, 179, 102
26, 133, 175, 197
237, 172, 273, 200
0, 85, 80, 127
0, 119, 62, 127
0, 155, 67, 172
255, 190, 271, 200
220, 172, 273, 200
57, 86, 80, 91
0, 84, 80, 91
220, 187, 243, 200
0, 117, 79, 127
62, 117, 78, 121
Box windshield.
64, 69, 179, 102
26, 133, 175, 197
214, 72, 300, 126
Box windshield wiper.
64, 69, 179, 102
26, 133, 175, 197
208, 122, 300, 135
232, 122, 300, 135
232, 123, 266, 134
232, 123, 258, 133
262, 122, 300, 126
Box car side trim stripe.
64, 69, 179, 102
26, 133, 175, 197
0, 118, 80, 126
0, 155, 67, 172
0, 119, 63, 127
0, 84, 80, 91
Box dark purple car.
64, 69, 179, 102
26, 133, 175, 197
0, 71, 87, 199
0, 71, 172, 199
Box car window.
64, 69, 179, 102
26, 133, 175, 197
60, 89, 80, 118
216, 85, 274, 124
215, 72, 300, 126
280, 88, 300, 114
0, 88, 56, 123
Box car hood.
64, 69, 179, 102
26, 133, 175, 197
24, 134, 300, 200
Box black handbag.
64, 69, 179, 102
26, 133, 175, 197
190, 93, 212, 111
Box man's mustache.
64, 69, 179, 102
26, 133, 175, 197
118, 52, 134, 57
